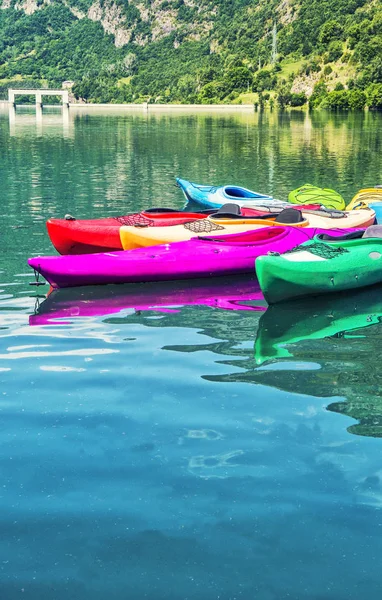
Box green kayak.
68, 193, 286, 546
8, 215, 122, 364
256, 226, 382, 304
288, 184, 346, 210
254, 285, 382, 364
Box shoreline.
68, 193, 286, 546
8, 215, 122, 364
0, 100, 254, 111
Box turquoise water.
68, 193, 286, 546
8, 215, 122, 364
1, 106, 382, 599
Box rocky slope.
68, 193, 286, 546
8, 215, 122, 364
0, 0, 381, 105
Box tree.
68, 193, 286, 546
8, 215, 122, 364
252, 69, 276, 92
123, 53, 137, 74
324, 41, 343, 63
354, 37, 382, 65
198, 81, 225, 103
225, 66, 252, 93
309, 81, 328, 108
276, 79, 291, 109
348, 89, 366, 109
367, 83, 382, 108
319, 21, 343, 45
365, 58, 382, 84
321, 90, 350, 109
176, 74, 196, 99
289, 92, 307, 106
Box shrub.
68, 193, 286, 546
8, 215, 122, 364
324, 41, 343, 63
323, 65, 332, 76
348, 89, 366, 109
304, 59, 321, 75
346, 22, 366, 48
176, 74, 196, 99
225, 66, 252, 93
364, 57, 382, 84
334, 82, 345, 91
309, 81, 328, 108
354, 37, 382, 65
369, 14, 382, 36
198, 81, 224, 102
302, 41, 313, 56
321, 90, 350, 109
252, 69, 277, 92
289, 92, 307, 106
319, 21, 343, 45
276, 79, 291, 109
224, 55, 244, 69
367, 83, 382, 108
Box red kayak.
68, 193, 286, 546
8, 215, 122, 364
47, 204, 323, 255
46, 208, 212, 255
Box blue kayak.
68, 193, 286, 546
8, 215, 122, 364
176, 178, 283, 209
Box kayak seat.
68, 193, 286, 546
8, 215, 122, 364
215, 203, 242, 215
362, 225, 382, 238
211, 203, 267, 220
275, 208, 304, 223
318, 231, 364, 241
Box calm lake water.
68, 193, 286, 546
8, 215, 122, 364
1, 106, 382, 599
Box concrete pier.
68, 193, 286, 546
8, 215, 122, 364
8, 89, 69, 108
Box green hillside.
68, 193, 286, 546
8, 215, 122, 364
0, 0, 382, 107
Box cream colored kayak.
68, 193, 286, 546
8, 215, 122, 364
302, 208, 375, 228
215, 208, 375, 229
347, 187, 382, 210
120, 208, 375, 250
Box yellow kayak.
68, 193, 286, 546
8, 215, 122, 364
120, 221, 287, 250
120, 209, 307, 249
347, 187, 382, 210
120, 208, 375, 250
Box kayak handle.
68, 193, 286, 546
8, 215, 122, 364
29, 267, 46, 287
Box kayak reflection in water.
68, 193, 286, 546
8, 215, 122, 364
254, 284, 382, 438
30, 276, 267, 326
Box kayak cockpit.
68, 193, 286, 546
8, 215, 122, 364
223, 186, 272, 200
197, 226, 289, 246
317, 225, 382, 243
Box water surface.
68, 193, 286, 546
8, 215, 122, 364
1, 106, 382, 599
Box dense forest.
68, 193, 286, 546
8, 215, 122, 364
0, 0, 382, 107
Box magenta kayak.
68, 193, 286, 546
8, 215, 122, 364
28, 226, 361, 289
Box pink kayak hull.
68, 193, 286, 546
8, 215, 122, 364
28, 226, 361, 289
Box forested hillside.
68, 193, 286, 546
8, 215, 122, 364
0, 0, 382, 107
